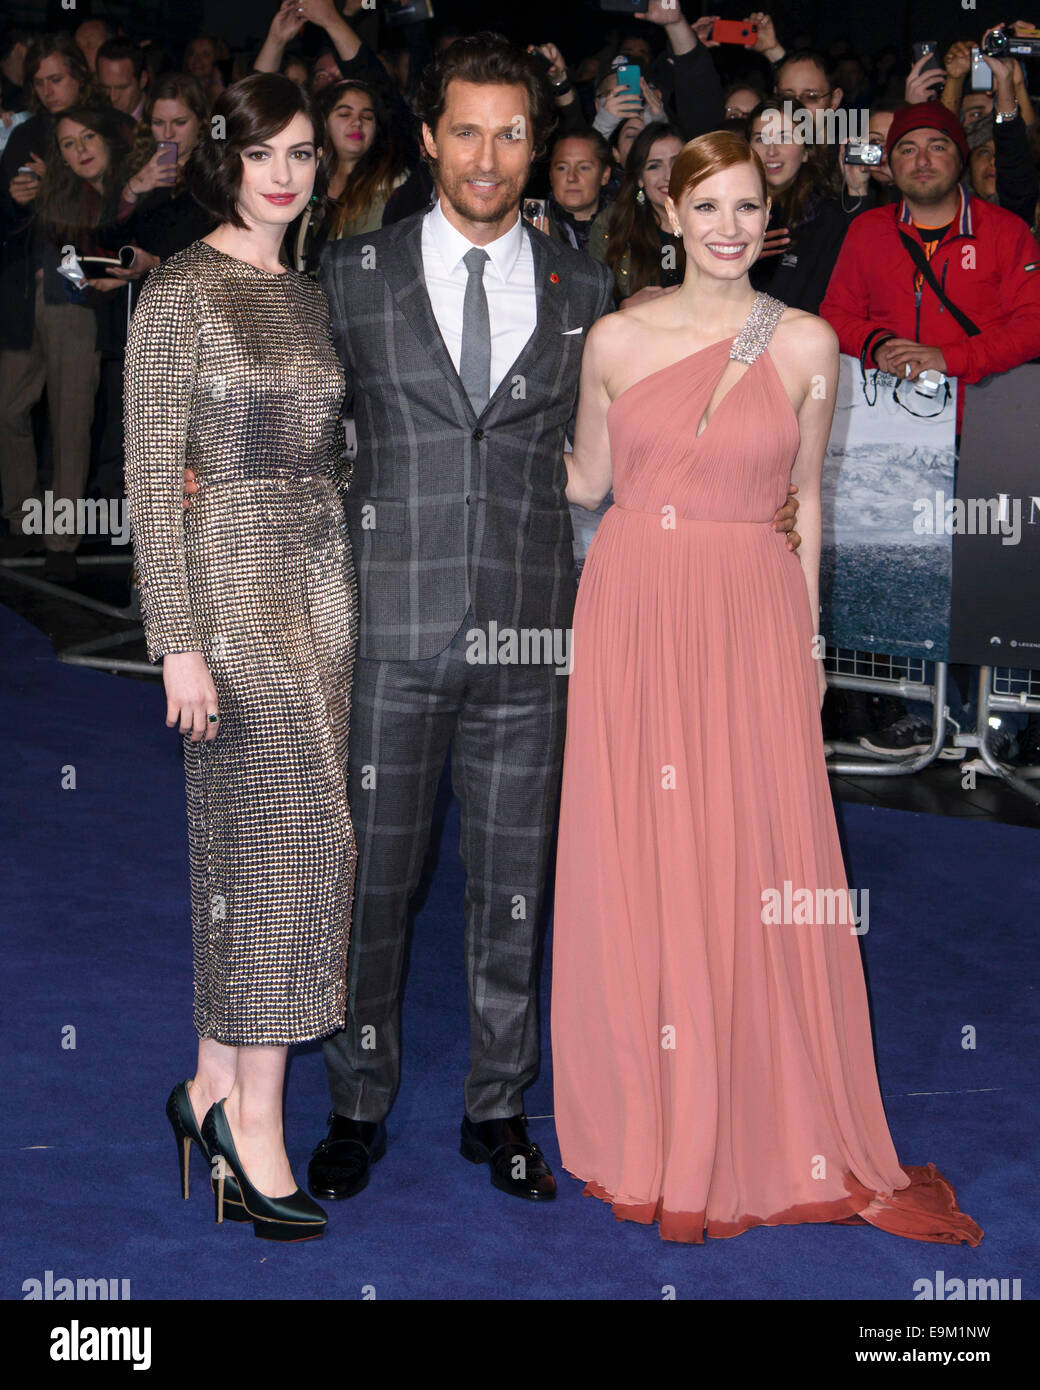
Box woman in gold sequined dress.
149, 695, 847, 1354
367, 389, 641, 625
123, 74, 357, 1240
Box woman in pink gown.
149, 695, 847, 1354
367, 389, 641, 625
551, 130, 982, 1246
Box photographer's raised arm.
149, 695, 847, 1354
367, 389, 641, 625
638, 3, 725, 138
299, 0, 361, 62
254, 0, 306, 73
989, 54, 1039, 223
935, 41, 970, 114
529, 41, 590, 136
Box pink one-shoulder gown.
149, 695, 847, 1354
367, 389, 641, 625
550, 292, 982, 1246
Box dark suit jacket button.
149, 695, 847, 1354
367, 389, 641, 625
472, 428, 485, 441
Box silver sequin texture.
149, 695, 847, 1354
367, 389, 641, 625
730, 291, 787, 364
123, 239, 358, 1045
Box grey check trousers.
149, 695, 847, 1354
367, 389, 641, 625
322, 609, 568, 1122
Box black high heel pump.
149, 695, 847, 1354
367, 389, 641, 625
166, 1081, 249, 1221
201, 1099, 327, 1242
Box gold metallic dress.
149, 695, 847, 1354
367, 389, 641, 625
123, 239, 358, 1046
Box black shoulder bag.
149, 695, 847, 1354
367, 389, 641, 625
897, 231, 981, 337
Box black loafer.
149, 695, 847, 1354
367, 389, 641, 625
459, 1113, 556, 1200
307, 1113, 387, 1200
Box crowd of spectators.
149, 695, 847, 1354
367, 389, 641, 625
1, 3, 1039, 767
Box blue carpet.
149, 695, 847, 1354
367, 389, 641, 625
2, 602, 1036, 1300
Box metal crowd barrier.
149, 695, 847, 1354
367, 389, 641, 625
973, 665, 1040, 803
824, 647, 946, 774
4, 555, 1039, 805
824, 645, 1040, 805
0, 551, 155, 676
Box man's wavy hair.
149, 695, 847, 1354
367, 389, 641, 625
24, 32, 98, 114
413, 31, 557, 168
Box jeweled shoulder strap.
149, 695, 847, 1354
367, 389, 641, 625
730, 292, 787, 364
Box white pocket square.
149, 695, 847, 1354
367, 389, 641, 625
562, 327, 584, 336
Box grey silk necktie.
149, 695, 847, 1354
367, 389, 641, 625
460, 246, 491, 413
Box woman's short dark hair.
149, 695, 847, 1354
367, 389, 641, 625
188, 71, 326, 230
413, 30, 556, 165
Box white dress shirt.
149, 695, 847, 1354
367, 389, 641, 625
421, 197, 537, 399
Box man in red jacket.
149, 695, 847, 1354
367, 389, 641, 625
820, 101, 1040, 757
821, 100, 1040, 434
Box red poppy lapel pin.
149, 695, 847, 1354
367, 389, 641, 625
549, 272, 559, 284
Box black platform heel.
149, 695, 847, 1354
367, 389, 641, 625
201, 1100, 327, 1242
166, 1082, 249, 1221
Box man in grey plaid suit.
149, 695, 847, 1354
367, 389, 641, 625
307, 34, 615, 1203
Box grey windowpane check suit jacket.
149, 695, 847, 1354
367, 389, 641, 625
318, 209, 616, 662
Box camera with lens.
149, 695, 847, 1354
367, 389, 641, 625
843, 142, 883, 166
982, 26, 1040, 58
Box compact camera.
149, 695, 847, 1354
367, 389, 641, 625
843, 142, 884, 166
914, 369, 947, 399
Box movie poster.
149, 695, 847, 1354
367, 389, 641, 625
819, 355, 958, 662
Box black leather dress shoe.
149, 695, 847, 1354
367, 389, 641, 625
307, 1113, 387, 1200
459, 1113, 556, 1200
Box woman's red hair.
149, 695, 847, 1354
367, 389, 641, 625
668, 128, 768, 205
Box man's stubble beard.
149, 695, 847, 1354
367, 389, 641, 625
896, 167, 962, 211
431, 158, 527, 226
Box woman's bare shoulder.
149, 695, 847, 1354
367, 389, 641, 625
586, 297, 669, 359
774, 305, 839, 359
585, 306, 637, 367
